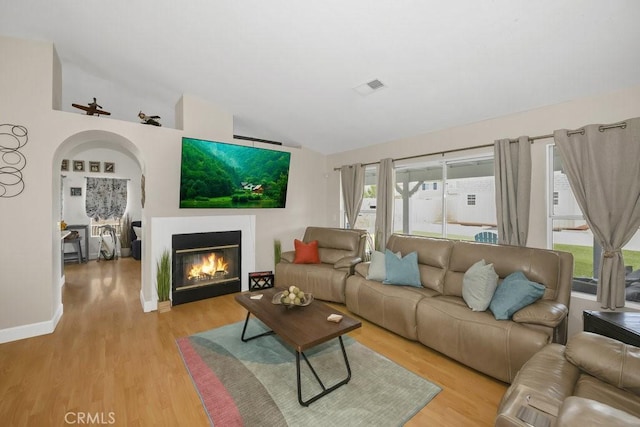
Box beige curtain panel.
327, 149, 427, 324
494, 136, 532, 246
375, 158, 394, 251
554, 118, 640, 309
340, 163, 365, 229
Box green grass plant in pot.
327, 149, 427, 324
273, 239, 282, 287
156, 249, 171, 313
119, 214, 132, 257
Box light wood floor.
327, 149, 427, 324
0, 258, 506, 426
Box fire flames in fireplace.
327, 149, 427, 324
187, 253, 229, 281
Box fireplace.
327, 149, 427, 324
172, 230, 241, 305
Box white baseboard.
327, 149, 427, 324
0, 303, 64, 344
140, 289, 157, 312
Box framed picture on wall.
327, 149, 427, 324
73, 160, 85, 172
89, 161, 100, 172
70, 187, 82, 196
104, 162, 115, 173
61, 159, 69, 171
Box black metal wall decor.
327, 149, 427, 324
0, 124, 28, 198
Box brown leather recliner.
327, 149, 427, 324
275, 227, 367, 303
496, 332, 640, 426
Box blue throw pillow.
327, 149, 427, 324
383, 250, 422, 287
489, 271, 545, 320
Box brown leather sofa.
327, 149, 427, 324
345, 234, 573, 383
275, 227, 367, 303
496, 332, 640, 426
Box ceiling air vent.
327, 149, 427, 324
353, 79, 387, 96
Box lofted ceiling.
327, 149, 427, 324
2, 1, 640, 155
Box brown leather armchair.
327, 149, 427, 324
275, 227, 367, 303
496, 332, 640, 426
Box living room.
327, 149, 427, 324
2, 2, 640, 425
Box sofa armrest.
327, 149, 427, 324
334, 256, 362, 273
512, 300, 568, 328
280, 251, 295, 263
354, 262, 369, 278
513, 300, 569, 344
557, 396, 640, 427
565, 332, 640, 396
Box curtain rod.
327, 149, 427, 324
333, 121, 627, 171
83, 176, 131, 181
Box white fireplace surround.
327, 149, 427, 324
149, 215, 256, 310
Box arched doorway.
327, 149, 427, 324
52, 130, 145, 311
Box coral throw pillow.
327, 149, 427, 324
293, 239, 321, 264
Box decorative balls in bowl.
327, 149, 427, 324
273, 286, 313, 308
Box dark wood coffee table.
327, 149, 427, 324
234, 287, 362, 406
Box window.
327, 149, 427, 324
393, 156, 496, 240
548, 145, 640, 302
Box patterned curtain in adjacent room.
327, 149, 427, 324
554, 118, 640, 309
85, 177, 128, 220
340, 163, 365, 229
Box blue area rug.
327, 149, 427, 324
177, 320, 441, 426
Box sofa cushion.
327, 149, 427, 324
462, 259, 498, 311
386, 234, 452, 293
293, 239, 320, 264
566, 332, 640, 397
557, 396, 640, 427
276, 262, 349, 303
489, 271, 545, 320
416, 296, 551, 383
445, 242, 561, 301
345, 275, 438, 340
383, 250, 421, 287
573, 374, 640, 419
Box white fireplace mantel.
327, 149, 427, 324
147, 215, 256, 311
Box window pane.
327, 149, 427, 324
552, 219, 594, 279
393, 162, 444, 237
352, 165, 377, 247
90, 218, 122, 237
445, 159, 496, 241
393, 157, 495, 241
552, 148, 582, 217
624, 229, 640, 303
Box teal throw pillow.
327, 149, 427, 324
383, 250, 422, 287
462, 259, 499, 312
489, 271, 545, 320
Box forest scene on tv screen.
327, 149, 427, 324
180, 138, 291, 208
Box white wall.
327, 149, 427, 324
0, 36, 328, 342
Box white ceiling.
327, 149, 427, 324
2, 1, 640, 155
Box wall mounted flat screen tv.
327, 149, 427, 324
179, 137, 291, 208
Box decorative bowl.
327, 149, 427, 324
272, 291, 313, 308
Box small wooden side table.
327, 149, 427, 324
583, 310, 640, 347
